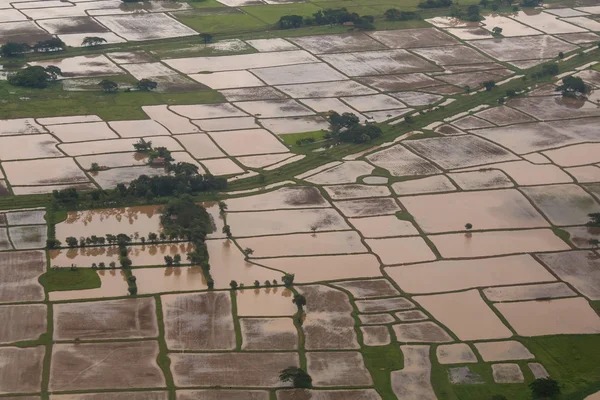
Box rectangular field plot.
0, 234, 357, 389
306, 352, 372, 387
208, 129, 288, 156
366, 145, 441, 177
385, 255, 555, 294
430, 229, 570, 258
483, 282, 576, 302
521, 184, 600, 225
227, 208, 349, 237
404, 135, 518, 170
258, 254, 382, 282
48, 122, 119, 142
0, 21, 53, 45
511, 11, 587, 34
508, 96, 600, 121
49, 341, 165, 391
53, 298, 158, 340
495, 297, 600, 336
0, 250, 46, 303
60, 136, 183, 156
0, 118, 46, 135
277, 389, 381, 400
170, 353, 299, 387
30, 55, 124, 78
189, 70, 264, 89
357, 73, 441, 92
37, 16, 109, 35
224, 187, 329, 211
238, 231, 366, 257
234, 100, 314, 118
10, 225, 47, 249
162, 292, 235, 350
52, 392, 169, 400
251, 62, 347, 85
369, 28, 459, 48
0, 134, 62, 161
0, 304, 46, 344
236, 288, 297, 317
95, 13, 197, 41
0, 346, 44, 394
400, 189, 548, 233
290, 33, 386, 54
366, 237, 436, 265
240, 318, 298, 350
177, 390, 268, 400
332, 279, 399, 299
537, 251, 600, 300
92, 166, 169, 189
320, 50, 440, 77
414, 290, 512, 341
470, 35, 577, 61
412, 45, 492, 65
349, 216, 418, 238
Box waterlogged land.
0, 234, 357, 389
1, 0, 600, 399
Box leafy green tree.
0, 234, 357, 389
168, 162, 199, 177
279, 367, 312, 388
588, 238, 599, 248
254, 280, 260, 288
529, 378, 560, 398
465, 223, 473, 230
8, 66, 62, 88
282, 273, 295, 287
292, 294, 307, 311
482, 80, 496, 91
173, 254, 182, 266
492, 26, 503, 36
66, 236, 78, 248
328, 111, 359, 132
558, 75, 589, 98
587, 213, 600, 227
33, 38, 65, 52
278, 15, 304, 29
82, 36, 107, 47
222, 225, 232, 238
98, 79, 118, 93
0, 42, 30, 57
136, 78, 158, 91
46, 238, 62, 249
164, 255, 174, 266
229, 280, 238, 290
200, 33, 213, 44
243, 248, 254, 256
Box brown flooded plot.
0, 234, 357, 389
395, 310, 428, 322
405, 135, 518, 169
483, 282, 576, 302
401, 189, 547, 233
225, 187, 328, 211
333, 279, 399, 299
55, 206, 163, 242
334, 198, 401, 218
414, 290, 512, 340
0, 250, 45, 303
2, 158, 89, 186
240, 317, 297, 350
0, 346, 44, 394
0, 134, 62, 160
277, 389, 381, 400
323, 184, 391, 200
358, 73, 441, 92
475, 106, 535, 126
53, 298, 158, 340
0, 304, 46, 344
10, 225, 47, 249
521, 184, 600, 225
361, 326, 391, 346
5, 209, 45, 225
496, 297, 600, 336
469, 35, 577, 61
349, 216, 418, 238
537, 251, 600, 300
307, 352, 372, 387
258, 254, 382, 282
448, 170, 513, 190
356, 297, 415, 313
49, 270, 129, 302
366, 145, 441, 177
177, 390, 269, 400
474, 341, 534, 362
392, 321, 453, 342
52, 392, 168, 400
508, 96, 600, 121
468, 161, 572, 186
392, 175, 456, 196
385, 255, 555, 294
370, 28, 458, 48
366, 237, 436, 265
320, 50, 439, 77
305, 162, 374, 185
413, 45, 492, 65
170, 352, 299, 387
49, 341, 165, 391
238, 231, 366, 257
452, 115, 494, 130
291, 33, 385, 54
227, 208, 349, 237
436, 343, 477, 364
162, 292, 235, 350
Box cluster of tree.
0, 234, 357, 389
520, 0, 541, 7
418, 0, 452, 9
132, 139, 175, 166
0, 38, 65, 58
7, 65, 62, 88
531, 62, 559, 79
327, 112, 382, 144
160, 196, 214, 288
118, 240, 137, 295
91, 261, 117, 269
279, 367, 312, 388
479, 0, 516, 11
82, 36, 107, 47
279, 8, 375, 30
450, 4, 481, 22
482, 80, 496, 91
384, 9, 421, 21
557, 75, 589, 98
164, 254, 182, 266
98, 78, 158, 93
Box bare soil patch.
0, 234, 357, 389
0, 346, 44, 394
0, 250, 45, 303
361, 325, 391, 346
366, 145, 441, 177
537, 251, 600, 300
392, 321, 453, 342
334, 198, 400, 218
474, 341, 534, 362
240, 317, 297, 350
333, 279, 399, 299
0, 304, 46, 344
436, 343, 477, 364
307, 352, 372, 387
391, 345, 436, 400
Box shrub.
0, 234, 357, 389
529, 378, 560, 398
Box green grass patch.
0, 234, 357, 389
0, 81, 224, 120
39, 268, 101, 292
187, 0, 227, 8
395, 210, 414, 221
311, 1, 379, 15
280, 130, 327, 147
552, 227, 571, 244
242, 3, 323, 24
362, 344, 404, 399
177, 12, 269, 34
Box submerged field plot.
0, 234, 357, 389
1, 2, 600, 399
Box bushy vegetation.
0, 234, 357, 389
327, 112, 382, 144
278, 8, 375, 30
450, 4, 481, 21
279, 367, 312, 388
8, 65, 62, 88
531, 62, 559, 79
558, 75, 589, 98
384, 9, 421, 21
418, 0, 452, 9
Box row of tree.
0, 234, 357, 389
99, 78, 158, 93
279, 8, 375, 30
1, 38, 65, 58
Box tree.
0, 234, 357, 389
278, 15, 304, 29
229, 280, 238, 290
66, 236, 78, 248
465, 5, 481, 21
482, 80, 496, 91
328, 111, 360, 132
218, 201, 227, 214
33, 38, 65, 52
0, 42, 30, 58
98, 79, 118, 93
222, 225, 232, 238
109, 261, 117, 269
8, 66, 62, 88
492, 26, 503, 36
136, 79, 158, 91
173, 254, 182, 266
99, 262, 106, 269
254, 280, 260, 288
355, 16, 376, 30
588, 238, 599, 248
134, 138, 153, 152
529, 378, 560, 398
465, 223, 473, 230
46, 238, 61, 249
82, 36, 107, 47
200, 33, 213, 44
292, 294, 307, 311
282, 273, 295, 287
558, 51, 564, 59
265, 280, 272, 287
168, 162, 199, 177
491, 396, 507, 400
558, 75, 589, 98
279, 367, 312, 388
243, 248, 254, 257
164, 255, 174, 266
